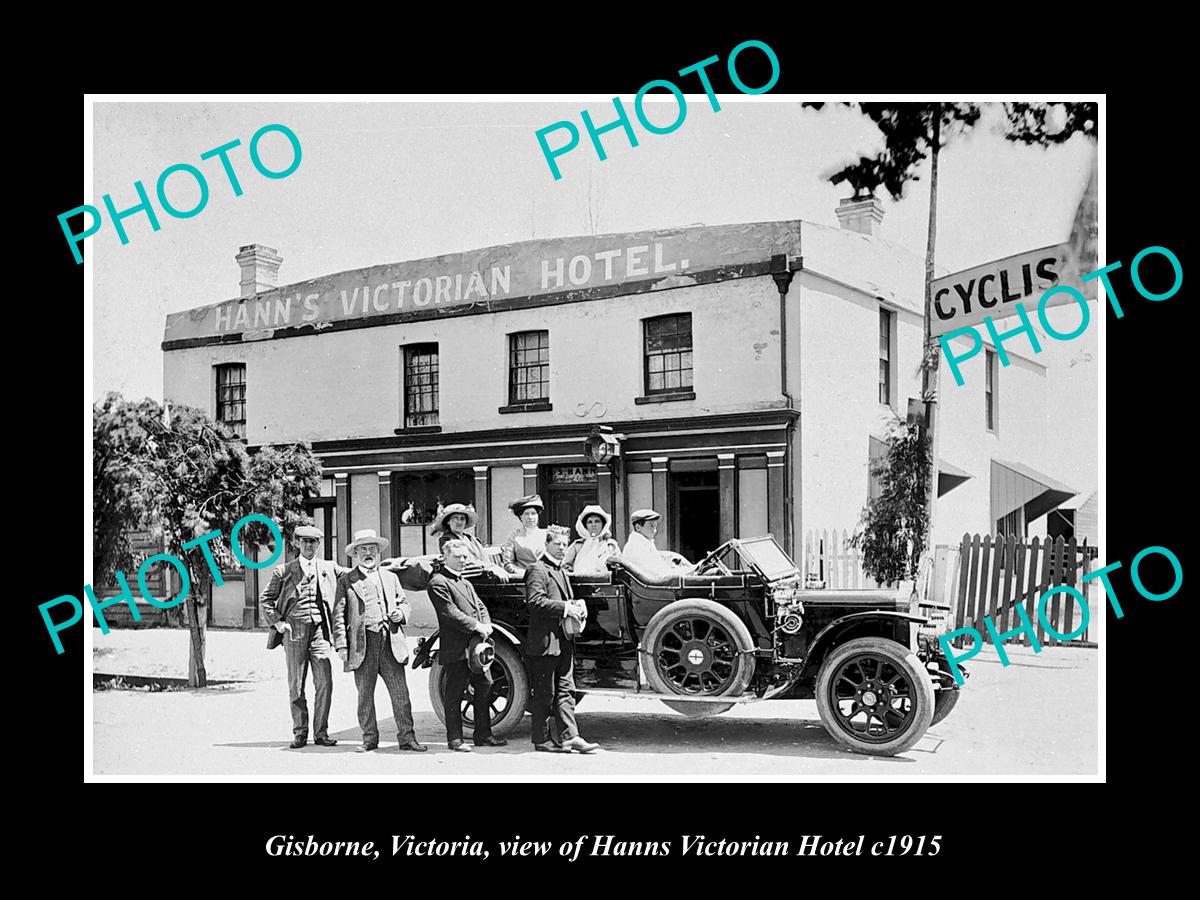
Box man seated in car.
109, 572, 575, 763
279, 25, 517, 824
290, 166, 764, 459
619, 509, 697, 580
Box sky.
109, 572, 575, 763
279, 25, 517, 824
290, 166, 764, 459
90, 98, 1098, 490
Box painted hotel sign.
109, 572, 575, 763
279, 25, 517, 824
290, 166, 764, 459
162, 220, 801, 346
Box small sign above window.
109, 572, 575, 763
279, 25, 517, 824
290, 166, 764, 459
551, 465, 597, 485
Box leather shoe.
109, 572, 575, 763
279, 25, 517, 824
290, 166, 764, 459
474, 736, 508, 747
397, 739, 428, 752
356, 742, 378, 753
313, 737, 338, 747
289, 737, 307, 749
561, 735, 600, 753
533, 741, 569, 753
448, 739, 473, 752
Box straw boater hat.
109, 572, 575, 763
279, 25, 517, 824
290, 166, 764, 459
508, 494, 544, 516
574, 504, 613, 539
345, 528, 389, 556
429, 502, 478, 536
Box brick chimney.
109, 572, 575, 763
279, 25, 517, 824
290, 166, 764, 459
235, 244, 282, 298
834, 196, 885, 236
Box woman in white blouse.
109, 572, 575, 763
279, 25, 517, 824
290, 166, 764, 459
563, 505, 621, 575
500, 494, 547, 578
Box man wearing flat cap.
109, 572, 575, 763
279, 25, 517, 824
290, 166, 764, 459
333, 529, 427, 753
261, 523, 351, 749
621, 509, 697, 579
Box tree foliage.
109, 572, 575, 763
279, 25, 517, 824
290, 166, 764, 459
802, 102, 981, 200
92, 394, 323, 685
850, 423, 931, 585
1003, 102, 1098, 147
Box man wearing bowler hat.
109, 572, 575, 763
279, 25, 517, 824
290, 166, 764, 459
261, 523, 350, 749
333, 529, 427, 753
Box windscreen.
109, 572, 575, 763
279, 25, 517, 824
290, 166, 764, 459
739, 538, 799, 580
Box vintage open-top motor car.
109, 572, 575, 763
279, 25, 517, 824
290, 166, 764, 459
408, 536, 963, 756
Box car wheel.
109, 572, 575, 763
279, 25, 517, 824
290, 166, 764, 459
815, 636, 935, 756
931, 688, 961, 727
641, 598, 755, 718
428, 639, 529, 738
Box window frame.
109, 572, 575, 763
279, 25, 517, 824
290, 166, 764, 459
402, 342, 440, 429
878, 306, 894, 408
507, 330, 551, 406
642, 313, 694, 397
214, 363, 246, 440
985, 348, 997, 433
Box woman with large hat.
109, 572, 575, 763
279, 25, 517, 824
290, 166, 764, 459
563, 504, 620, 576
500, 494, 547, 579
429, 503, 509, 582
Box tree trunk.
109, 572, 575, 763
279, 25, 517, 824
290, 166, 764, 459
919, 108, 943, 573
184, 562, 208, 688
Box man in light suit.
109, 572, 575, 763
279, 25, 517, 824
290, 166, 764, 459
261, 523, 350, 749
524, 525, 599, 754
333, 529, 428, 753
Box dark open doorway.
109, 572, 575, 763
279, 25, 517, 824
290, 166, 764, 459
673, 470, 719, 563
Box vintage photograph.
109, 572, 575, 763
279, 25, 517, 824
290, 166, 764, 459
88, 97, 1100, 779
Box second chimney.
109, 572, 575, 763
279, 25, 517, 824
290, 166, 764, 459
834, 196, 885, 237
236, 244, 283, 298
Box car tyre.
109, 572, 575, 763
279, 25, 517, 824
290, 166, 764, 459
641, 598, 755, 718
429, 638, 529, 738
815, 636, 934, 757
930, 688, 960, 727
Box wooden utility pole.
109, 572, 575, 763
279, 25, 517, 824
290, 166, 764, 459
920, 108, 943, 564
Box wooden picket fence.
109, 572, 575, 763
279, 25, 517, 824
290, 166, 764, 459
802, 529, 883, 590
951, 534, 1097, 649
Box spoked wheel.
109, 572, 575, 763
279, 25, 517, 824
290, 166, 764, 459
428, 639, 529, 738
642, 599, 755, 718
815, 636, 935, 756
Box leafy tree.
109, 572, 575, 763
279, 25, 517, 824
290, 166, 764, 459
805, 101, 1098, 556
92, 394, 322, 686
850, 422, 931, 585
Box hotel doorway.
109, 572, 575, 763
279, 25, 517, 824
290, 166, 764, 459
545, 465, 597, 532
672, 468, 720, 563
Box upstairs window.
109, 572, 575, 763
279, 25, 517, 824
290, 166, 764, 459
215, 363, 246, 440
644, 313, 693, 394
403, 343, 439, 427
509, 331, 550, 404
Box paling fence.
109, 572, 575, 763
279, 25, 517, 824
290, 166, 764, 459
801, 529, 884, 590
950, 534, 1098, 649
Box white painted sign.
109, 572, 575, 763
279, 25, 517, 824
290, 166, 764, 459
930, 244, 1074, 337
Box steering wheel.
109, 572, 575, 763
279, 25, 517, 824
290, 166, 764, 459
693, 552, 732, 576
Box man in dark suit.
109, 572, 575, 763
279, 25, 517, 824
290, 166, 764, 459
524, 525, 600, 753
333, 529, 428, 753
427, 539, 508, 752
261, 524, 351, 749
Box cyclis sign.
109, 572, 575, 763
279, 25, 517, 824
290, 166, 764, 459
930, 244, 1071, 337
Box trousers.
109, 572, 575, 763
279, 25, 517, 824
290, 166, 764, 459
283, 618, 333, 740
527, 642, 578, 745
441, 658, 495, 744
354, 628, 416, 745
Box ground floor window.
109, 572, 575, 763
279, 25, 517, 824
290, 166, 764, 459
393, 469, 475, 556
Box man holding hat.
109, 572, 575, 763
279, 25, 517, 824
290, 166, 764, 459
261, 523, 351, 749
427, 538, 507, 752
333, 529, 427, 753
621, 510, 697, 579
525, 524, 599, 754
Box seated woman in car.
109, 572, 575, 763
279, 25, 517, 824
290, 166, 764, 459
563, 504, 621, 576
429, 502, 509, 581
